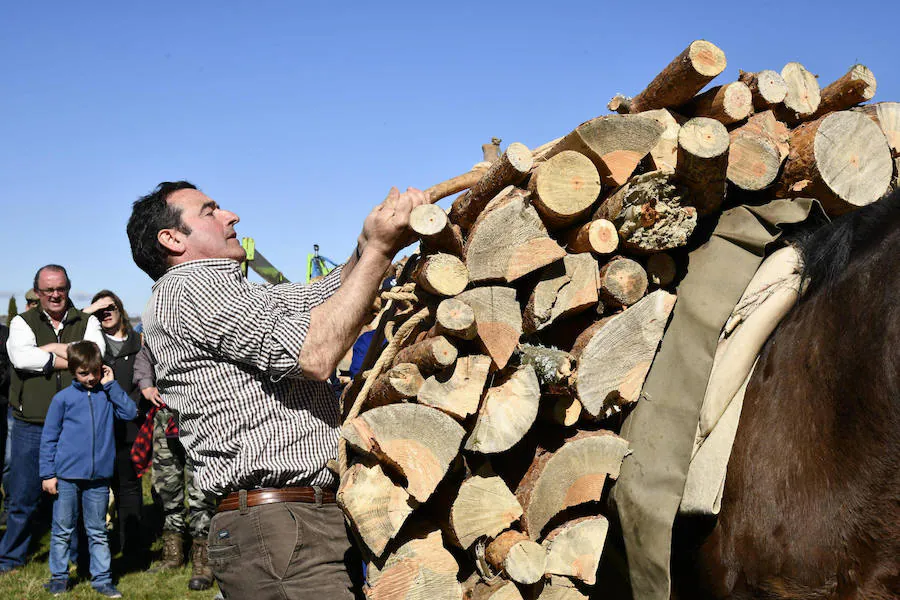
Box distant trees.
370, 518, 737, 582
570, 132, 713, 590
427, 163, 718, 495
6, 296, 17, 325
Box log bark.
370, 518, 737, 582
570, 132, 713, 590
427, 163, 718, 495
777, 111, 893, 214
738, 69, 788, 110
393, 335, 459, 376
449, 475, 522, 548
456, 286, 523, 370
528, 151, 602, 229
560, 218, 618, 255
576, 290, 676, 417
342, 403, 465, 502
812, 64, 876, 119
412, 253, 469, 297
638, 109, 683, 173
681, 81, 753, 125
677, 117, 730, 215
856, 102, 900, 157
523, 254, 599, 334
515, 344, 575, 391
645, 253, 677, 287
464, 364, 540, 454
411, 205, 464, 256
418, 354, 491, 420
618, 40, 727, 113
367, 363, 426, 409
465, 187, 566, 284
727, 120, 784, 191
516, 430, 629, 539
775, 62, 821, 123
597, 257, 648, 309
485, 530, 547, 585
426, 166, 490, 204
434, 297, 477, 341
449, 143, 534, 231
542, 516, 609, 586
542, 115, 664, 187
366, 529, 462, 600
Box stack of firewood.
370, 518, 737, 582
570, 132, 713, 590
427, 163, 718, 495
337, 40, 899, 600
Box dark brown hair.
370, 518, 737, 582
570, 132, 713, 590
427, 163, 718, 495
90, 289, 133, 337
67, 341, 103, 375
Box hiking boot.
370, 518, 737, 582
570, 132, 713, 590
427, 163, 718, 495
150, 531, 184, 572
93, 584, 123, 598
43, 579, 69, 595
188, 537, 213, 591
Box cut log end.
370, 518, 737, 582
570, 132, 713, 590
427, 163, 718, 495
414, 253, 469, 297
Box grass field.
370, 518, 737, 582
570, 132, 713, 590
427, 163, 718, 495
0, 478, 220, 599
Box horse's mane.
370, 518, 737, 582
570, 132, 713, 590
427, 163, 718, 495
797, 187, 900, 295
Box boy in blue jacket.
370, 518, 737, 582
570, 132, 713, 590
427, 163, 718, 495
40, 341, 137, 597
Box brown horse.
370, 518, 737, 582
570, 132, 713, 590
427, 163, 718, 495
672, 189, 900, 599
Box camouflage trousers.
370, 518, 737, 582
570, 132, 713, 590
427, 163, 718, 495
151, 408, 217, 539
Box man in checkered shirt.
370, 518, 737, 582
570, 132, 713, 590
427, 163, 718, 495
126, 181, 426, 598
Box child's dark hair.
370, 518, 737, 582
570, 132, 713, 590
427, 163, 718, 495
67, 341, 103, 375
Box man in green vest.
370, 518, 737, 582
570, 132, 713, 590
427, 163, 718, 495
0, 265, 106, 573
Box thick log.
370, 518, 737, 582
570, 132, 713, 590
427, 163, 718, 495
677, 117, 730, 215
483, 138, 503, 163
576, 290, 676, 417
542, 115, 664, 187
412, 253, 469, 297
638, 109, 683, 173
594, 171, 697, 254
645, 253, 677, 287
366, 528, 462, 600
540, 395, 582, 427
615, 40, 727, 114
524, 254, 599, 334
337, 461, 415, 557
456, 286, 523, 370
775, 62, 821, 123
739, 110, 790, 161
393, 335, 458, 376
464, 364, 540, 454
738, 69, 788, 110
411, 205, 464, 256
342, 404, 465, 502
777, 111, 893, 215
812, 64, 876, 119
367, 363, 426, 408
598, 257, 648, 309
856, 102, 900, 157
449, 475, 522, 549
434, 297, 477, 341
516, 430, 629, 539
528, 151, 602, 229
535, 582, 589, 600
449, 143, 534, 231
426, 166, 490, 204
485, 530, 547, 585
681, 81, 753, 125
418, 354, 492, 420
542, 516, 609, 585
727, 119, 784, 191
560, 218, 618, 255
465, 580, 524, 600
516, 344, 575, 391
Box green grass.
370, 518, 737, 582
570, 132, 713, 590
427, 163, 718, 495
0, 478, 220, 599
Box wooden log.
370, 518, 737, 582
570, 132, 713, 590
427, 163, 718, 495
426, 166, 490, 204
434, 297, 477, 341
465, 187, 566, 284
542, 115, 664, 187
418, 354, 491, 420
677, 117, 730, 215
464, 364, 540, 454
540, 395, 582, 427
535, 582, 589, 600
812, 64, 876, 119
645, 253, 677, 287
483, 138, 503, 163
485, 530, 547, 585
516, 344, 575, 391
598, 257, 648, 309
738, 69, 788, 111
638, 109, 683, 173
393, 335, 458, 376
528, 151, 602, 229
516, 430, 629, 539
456, 286, 523, 370
412, 253, 469, 297
523, 254, 599, 334
777, 111, 893, 215
856, 102, 900, 157
366, 528, 462, 600
594, 171, 697, 254
542, 516, 609, 585
411, 205, 464, 256
560, 218, 618, 255
342, 404, 465, 503
367, 363, 426, 408
449, 143, 534, 231
739, 110, 790, 161
681, 81, 753, 125
615, 40, 727, 114
576, 290, 676, 417
465, 580, 524, 600
775, 62, 821, 123
449, 475, 523, 549
337, 461, 415, 557
727, 120, 784, 191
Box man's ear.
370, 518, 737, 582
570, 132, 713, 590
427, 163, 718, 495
158, 228, 186, 256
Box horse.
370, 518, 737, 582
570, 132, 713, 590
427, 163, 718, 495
671, 188, 900, 599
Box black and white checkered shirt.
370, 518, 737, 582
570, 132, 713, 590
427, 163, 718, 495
141, 258, 344, 496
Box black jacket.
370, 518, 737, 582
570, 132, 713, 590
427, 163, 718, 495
103, 331, 147, 444
0, 324, 9, 406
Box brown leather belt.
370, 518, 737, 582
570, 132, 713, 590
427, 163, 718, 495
216, 486, 336, 513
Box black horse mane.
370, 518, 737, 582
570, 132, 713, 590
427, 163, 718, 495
797, 188, 900, 295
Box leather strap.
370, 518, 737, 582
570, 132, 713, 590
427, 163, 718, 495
217, 486, 336, 513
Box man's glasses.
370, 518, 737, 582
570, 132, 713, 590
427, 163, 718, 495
37, 287, 68, 295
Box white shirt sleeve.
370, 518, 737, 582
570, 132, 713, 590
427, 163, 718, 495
83, 315, 106, 356
6, 315, 53, 372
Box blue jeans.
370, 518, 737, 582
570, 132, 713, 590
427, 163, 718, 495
49, 479, 112, 587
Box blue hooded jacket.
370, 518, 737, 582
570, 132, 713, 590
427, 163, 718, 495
39, 379, 137, 481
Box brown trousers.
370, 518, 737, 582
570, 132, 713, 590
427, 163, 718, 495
207, 500, 363, 599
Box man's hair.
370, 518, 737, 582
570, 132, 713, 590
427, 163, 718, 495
91, 289, 134, 335
33, 265, 71, 292
67, 341, 103, 375
126, 181, 197, 280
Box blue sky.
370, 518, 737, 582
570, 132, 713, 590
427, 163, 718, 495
1, 1, 898, 318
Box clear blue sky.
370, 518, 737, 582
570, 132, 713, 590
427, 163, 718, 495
1, 1, 897, 318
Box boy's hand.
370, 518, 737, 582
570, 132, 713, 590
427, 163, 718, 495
141, 386, 164, 408
101, 365, 114, 385
42, 478, 58, 495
